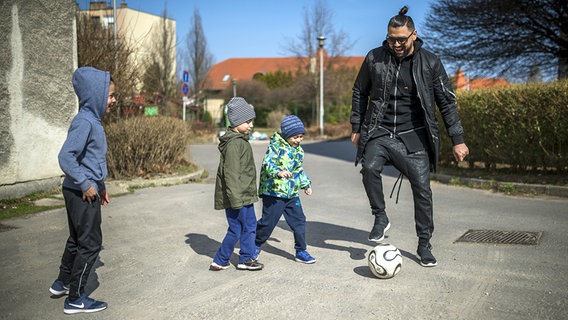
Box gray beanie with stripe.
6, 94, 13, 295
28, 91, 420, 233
227, 97, 256, 127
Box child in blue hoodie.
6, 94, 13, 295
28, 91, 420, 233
49, 67, 115, 314
254, 115, 316, 264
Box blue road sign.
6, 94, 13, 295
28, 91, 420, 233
182, 83, 189, 96
183, 71, 189, 83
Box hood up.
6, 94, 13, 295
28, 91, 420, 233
72, 66, 110, 120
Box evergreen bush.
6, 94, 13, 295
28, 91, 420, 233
438, 80, 568, 173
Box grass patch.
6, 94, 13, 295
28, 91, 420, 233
437, 165, 567, 186
0, 190, 63, 221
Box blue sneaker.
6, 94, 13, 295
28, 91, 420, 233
252, 245, 261, 260
295, 250, 316, 264
49, 279, 69, 296
63, 294, 107, 314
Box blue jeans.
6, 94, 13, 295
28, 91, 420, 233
213, 205, 257, 264
256, 196, 307, 251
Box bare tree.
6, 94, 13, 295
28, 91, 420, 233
143, 8, 177, 100
182, 8, 213, 94
422, 0, 568, 80
282, 0, 354, 59
76, 13, 140, 121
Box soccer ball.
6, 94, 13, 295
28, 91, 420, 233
367, 244, 402, 279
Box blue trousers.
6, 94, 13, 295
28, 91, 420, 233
256, 196, 307, 251
213, 205, 257, 264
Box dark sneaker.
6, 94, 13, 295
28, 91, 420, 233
417, 243, 438, 267
63, 294, 107, 314
295, 250, 316, 264
368, 221, 391, 242
49, 279, 69, 296
210, 261, 231, 271
252, 245, 261, 260
237, 259, 264, 271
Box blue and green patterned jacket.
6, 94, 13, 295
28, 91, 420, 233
259, 132, 311, 199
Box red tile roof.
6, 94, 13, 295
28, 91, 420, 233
202, 53, 364, 91
453, 67, 509, 91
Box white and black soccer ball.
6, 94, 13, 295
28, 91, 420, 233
367, 243, 402, 279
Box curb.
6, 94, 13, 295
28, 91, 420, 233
105, 169, 205, 195
32, 169, 205, 207
432, 173, 568, 198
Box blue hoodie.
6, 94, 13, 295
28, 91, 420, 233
58, 67, 110, 193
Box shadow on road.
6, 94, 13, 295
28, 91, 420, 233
185, 220, 421, 274
302, 139, 400, 178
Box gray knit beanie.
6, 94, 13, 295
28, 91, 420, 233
227, 97, 256, 127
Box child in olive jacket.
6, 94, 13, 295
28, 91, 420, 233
254, 115, 316, 264
211, 97, 264, 271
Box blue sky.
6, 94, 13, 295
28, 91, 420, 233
78, 0, 433, 66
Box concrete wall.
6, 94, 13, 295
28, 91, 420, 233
0, 0, 77, 199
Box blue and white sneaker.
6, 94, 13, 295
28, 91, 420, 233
49, 279, 69, 296
63, 294, 107, 314
295, 250, 316, 264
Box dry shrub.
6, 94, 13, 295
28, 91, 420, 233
266, 109, 289, 131
106, 116, 192, 179
324, 122, 352, 139
305, 122, 351, 139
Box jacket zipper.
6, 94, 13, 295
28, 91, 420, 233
412, 67, 437, 142
393, 63, 401, 137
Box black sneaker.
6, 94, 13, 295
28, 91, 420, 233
237, 259, 264, 271
368, 221, 391, 242
417, 243, 438, 267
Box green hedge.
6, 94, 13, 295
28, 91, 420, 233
105, 116, 192, 178
438, 80, 568, 173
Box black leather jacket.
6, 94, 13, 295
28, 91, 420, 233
351, 38, 464, 171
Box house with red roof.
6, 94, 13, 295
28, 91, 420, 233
199, 56, 508, 125
200, 50, 364, 124
452, 67, 509, 91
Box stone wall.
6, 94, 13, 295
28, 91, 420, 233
0, 0, 77, 199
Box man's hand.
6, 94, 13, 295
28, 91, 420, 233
351, 133, 360, 147
453, 143, 470, 162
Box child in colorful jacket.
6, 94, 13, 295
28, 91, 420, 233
254, 115, 316, 264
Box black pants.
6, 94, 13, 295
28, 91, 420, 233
57, 187, 103, 300
361, 135, 434, 243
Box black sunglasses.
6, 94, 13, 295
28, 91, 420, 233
386, 32, 414, 45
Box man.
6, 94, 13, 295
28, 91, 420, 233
350, 6, 469, 267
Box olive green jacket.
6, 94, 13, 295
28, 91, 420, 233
214, 130, 259, 210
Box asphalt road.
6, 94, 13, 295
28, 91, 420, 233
1, 139, 567, 319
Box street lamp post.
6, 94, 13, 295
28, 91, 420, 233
318, 35, 325, 137
232, 78, 237, 97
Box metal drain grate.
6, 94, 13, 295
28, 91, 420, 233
455, 229, 541, 245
